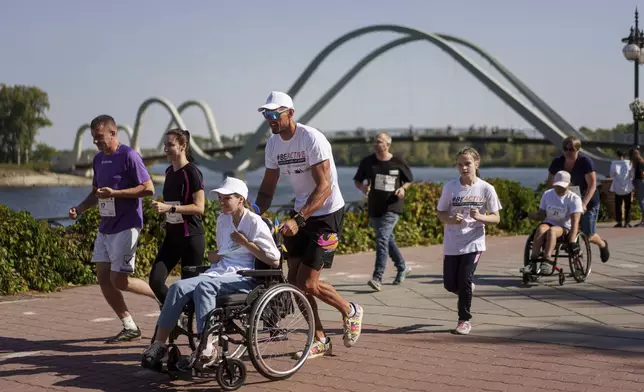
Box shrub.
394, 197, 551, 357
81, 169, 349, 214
0, 178, 596, 296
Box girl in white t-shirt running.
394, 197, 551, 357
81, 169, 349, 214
437, 147, 502, 335
521, 170, 583, 275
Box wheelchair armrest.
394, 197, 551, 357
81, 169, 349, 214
237, 269, 283, 277
183, 265, 211, 274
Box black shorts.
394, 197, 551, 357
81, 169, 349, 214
283, 208, 344, 271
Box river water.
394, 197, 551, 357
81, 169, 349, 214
0, 165, 550, 222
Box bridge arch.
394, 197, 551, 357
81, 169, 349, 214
71, 24, 611, 175
128, 97, 235, 173
155, 100, 227, 154
221, 24, 610, 174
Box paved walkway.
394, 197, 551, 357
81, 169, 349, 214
1, 224, 644, 391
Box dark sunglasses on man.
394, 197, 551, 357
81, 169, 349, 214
262, 108, 289, 121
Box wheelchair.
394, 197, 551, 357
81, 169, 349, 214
151, 216, 315, 391
519, 222, 592, 286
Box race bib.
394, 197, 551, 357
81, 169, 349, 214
546, 205, 566, 221
99, 198, 116, 217
165, 201, 183, 224
374, 173, 396, 192
569, 186, 581, 197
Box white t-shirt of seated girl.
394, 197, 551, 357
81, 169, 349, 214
437, 178, 502, 256
539, 188, 583, 231
203, 209, 281, 277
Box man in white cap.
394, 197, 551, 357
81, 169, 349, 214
255, 91, 364, 359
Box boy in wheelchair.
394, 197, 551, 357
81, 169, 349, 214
141, 177, 281, 372
518, 171, 583, 275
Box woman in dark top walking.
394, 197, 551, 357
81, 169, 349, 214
547, 136, 610, 263
150, 129, 206, 305
629, 146, 644, 227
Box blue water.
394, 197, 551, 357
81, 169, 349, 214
0, 165, 549, 221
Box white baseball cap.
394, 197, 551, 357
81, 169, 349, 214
211, 177, 248, 200
552, 170, 571, 188
257, 91, 294, 112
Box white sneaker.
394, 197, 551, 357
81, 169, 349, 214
455, 321, 471, 335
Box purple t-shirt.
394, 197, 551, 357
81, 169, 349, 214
92, 144, 151, 234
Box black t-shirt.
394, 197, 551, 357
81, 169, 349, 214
353, 154, 413, 217
163, 163, 205, 236
548, 154, 599, 208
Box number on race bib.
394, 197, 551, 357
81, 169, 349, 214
374, 173, 396, 192
99, 198, 116, 217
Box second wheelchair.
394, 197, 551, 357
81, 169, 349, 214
517, 210, 592, 286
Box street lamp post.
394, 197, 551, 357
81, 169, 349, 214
622, 8, 644, 147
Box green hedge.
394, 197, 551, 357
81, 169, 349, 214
0, 178, 626, 296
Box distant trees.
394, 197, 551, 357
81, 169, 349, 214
0, 84, 53, 164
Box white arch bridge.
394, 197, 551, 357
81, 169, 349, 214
59, 24, 624, 176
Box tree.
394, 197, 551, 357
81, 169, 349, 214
0, 84, 53, 164
31, 142, 57, 163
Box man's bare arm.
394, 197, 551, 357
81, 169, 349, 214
255, 168, 280, 214
112, 180, 155, 199
298, 160, 332, 219
76, 187, 99, 214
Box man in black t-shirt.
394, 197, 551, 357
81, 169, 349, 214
353, 132, 413, 291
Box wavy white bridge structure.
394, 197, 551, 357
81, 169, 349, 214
68, 24, 612, 176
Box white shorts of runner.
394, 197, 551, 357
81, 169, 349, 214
91, 228, 141, 274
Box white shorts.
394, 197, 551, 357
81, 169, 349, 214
91, 228, 140, 274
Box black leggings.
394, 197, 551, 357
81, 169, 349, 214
443, 251, 481, 322
149, 233, 205, 305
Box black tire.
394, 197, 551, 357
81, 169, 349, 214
568, 232, 592, 283
216, 358, 246, 391
523, 227, 538, 267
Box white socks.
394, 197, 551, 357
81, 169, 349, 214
121, 315, 137, 331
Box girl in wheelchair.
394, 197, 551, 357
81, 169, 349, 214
141, 176, 281, 372
520, 170, 583, 275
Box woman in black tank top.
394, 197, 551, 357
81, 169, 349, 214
149, 129, 206, 305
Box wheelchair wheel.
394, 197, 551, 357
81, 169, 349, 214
523, 228, 538, 267
568, 232, 592, 283
247, 283, 315, 381
216, 358, 246, 391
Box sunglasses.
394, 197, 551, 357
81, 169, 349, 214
262, 108, 289, 121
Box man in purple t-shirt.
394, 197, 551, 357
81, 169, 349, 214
69, 115, 158, 343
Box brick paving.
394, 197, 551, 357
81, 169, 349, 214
1, 223, 644, 391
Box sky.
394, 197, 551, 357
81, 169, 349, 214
1, 0, 642, 150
